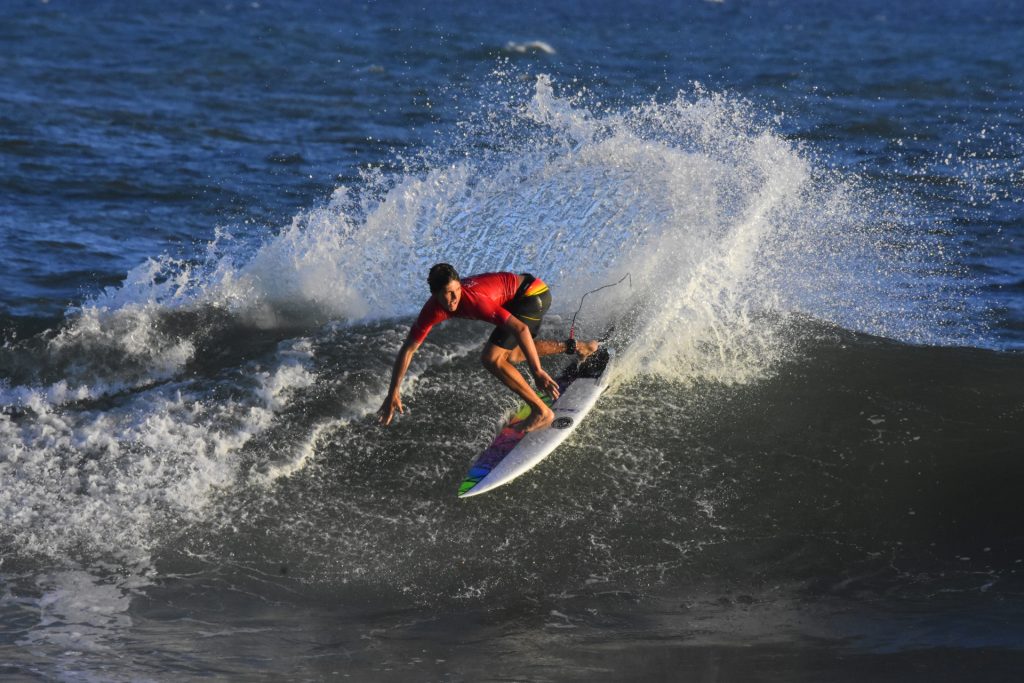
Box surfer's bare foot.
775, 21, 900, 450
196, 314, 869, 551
520, 406, 555, 433
577, 340, 599, 360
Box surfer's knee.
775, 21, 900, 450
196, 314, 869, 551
480, 345, 503, 371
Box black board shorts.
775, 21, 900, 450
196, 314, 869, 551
487, 273, 552, 350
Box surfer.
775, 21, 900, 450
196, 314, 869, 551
378, 263, 598, 432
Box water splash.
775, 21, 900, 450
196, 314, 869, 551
0, 339, 317, 564
10, 74, 968, 392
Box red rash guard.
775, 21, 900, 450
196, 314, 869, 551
409, 272, 519, 344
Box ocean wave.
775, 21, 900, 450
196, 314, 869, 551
0, 75, 980, 568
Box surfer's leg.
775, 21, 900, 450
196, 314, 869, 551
494, 278, 551, 365
481, 344, 554, 432
508, 340, 563, 363
499, 284, 599, 363
508, 339, 598, 363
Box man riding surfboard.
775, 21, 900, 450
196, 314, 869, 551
378, 263, 598, 433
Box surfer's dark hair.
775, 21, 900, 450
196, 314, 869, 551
428, 263, 460, 292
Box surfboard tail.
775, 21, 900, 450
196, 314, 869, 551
458, 471, 487, 497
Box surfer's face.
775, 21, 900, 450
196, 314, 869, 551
434, 280, 461, 312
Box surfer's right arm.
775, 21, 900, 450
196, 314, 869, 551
378, 336, 420, 426
379, 296, 446, 425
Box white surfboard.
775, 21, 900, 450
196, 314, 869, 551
458, 347, 615, 498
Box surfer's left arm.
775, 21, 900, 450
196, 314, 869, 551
504, 317, 560, 399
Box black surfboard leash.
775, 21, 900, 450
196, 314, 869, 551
565, 272, 631, 353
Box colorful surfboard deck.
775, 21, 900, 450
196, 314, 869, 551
457, 347, 615, 498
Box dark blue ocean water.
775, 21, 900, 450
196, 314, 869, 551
2, 1, 1023, 680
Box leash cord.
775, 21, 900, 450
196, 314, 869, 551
568, 272, 631, 340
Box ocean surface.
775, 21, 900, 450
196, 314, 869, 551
2, 0, 1023, 680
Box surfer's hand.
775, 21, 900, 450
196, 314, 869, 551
533, 369, 560, 400
378, 393, 403, 426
